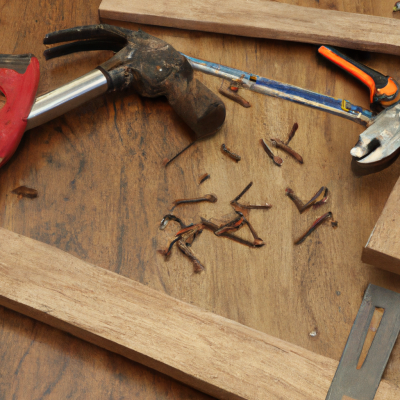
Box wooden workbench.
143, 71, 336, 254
0, 0, 400, 398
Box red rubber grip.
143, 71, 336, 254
0, 56, 40, 168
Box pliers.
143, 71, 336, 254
184, 46, 400, 174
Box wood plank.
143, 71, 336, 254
3, 0, 400, 398
99, 0, 400, 55
362, 177, 400, 275
0, 227, 399, 400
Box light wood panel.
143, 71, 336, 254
1, 0, 400, 399
99, 0, 400, 55
0, 227, 399, 400
362, 177, 400, 274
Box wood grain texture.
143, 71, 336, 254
2, 0, 400, 398
362, 177, 400, 274
0, 227, 399, 400
0, 1, 214, 399
99, 0, 400, 55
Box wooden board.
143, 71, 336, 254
362, 177, 400, 274
2, 0, 400, 399
99, 0, 400, 55
0, 227, 399, 400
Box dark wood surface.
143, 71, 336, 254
1, 0, 400, 398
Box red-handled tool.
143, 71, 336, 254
0, 24, 226, 170
318, 46, 400, 108
0, 54, 40, 168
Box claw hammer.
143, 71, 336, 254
0, 24, 226, 168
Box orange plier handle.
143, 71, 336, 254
318, 46, 400, 108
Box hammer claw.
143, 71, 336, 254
43, 39, 124, 60
43, 24, 129, 45
44, 39, 125, 60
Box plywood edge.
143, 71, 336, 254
98, 0, 400, 55
363, 177, 400, 274
362, 247, 400, 275
0, 227, 399, 399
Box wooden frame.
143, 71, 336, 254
0, 227, 398, 399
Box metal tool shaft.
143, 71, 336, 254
184, 54, 374, 125
25, 69, 108, 131
25, 55, 372, 132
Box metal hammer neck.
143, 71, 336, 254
25, 69, 108, 131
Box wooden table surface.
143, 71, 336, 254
1, 0, 400, 398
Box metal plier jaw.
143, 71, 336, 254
44, 24, 226, 139
350, 103, 400, 168
319, 46, 400, 171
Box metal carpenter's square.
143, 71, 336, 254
326, 284, 400, 400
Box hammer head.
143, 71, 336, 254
351, 103, 400, 172
44, 25, 226, 140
